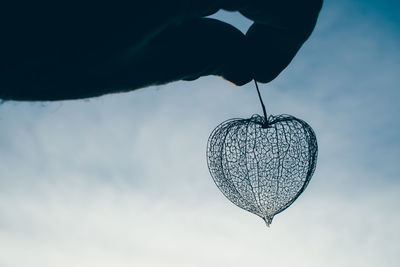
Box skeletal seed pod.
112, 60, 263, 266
207, 114, 318, 226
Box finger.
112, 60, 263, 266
224, 0, 323, 83
245, 23, 313, 83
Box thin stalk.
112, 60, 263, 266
254, 80, 268, 125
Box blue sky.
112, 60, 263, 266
0, 1, 399, 266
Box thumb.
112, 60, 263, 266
116, 18, 252, 89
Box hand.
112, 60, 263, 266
0, 0, 323, 101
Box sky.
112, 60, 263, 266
0, 1, 399, 266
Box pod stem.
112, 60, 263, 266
254, 80, 268, 124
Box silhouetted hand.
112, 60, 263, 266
0, 0, 323, 101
